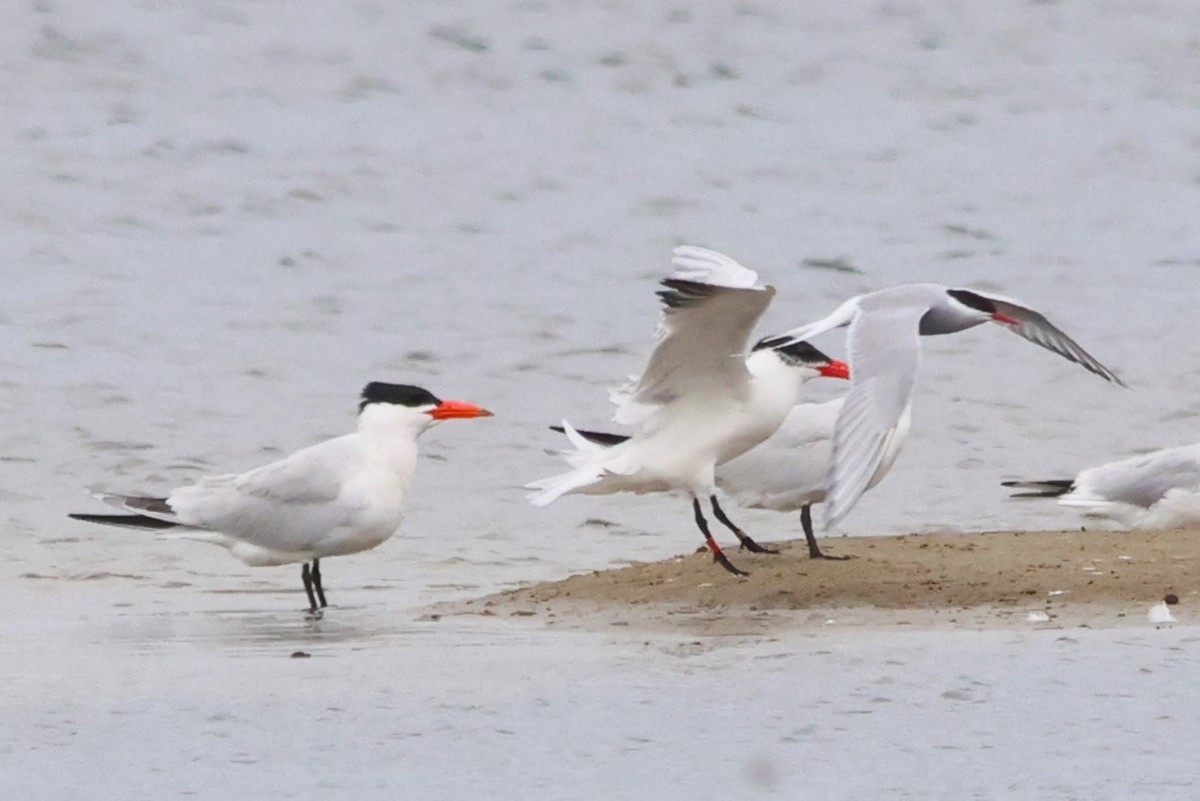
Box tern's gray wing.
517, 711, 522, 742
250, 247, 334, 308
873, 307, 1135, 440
1073, 444, 1200, 508
149, 436, 366, 553
613, 247, 774, 429
824, 304, 926, 529
774, 295, 862, 348
976, 292, 1125, 386
226, 437, 358, 504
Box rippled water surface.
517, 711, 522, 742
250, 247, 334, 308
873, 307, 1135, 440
3, 1, 1199, 797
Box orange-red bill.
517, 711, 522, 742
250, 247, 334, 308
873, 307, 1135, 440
429, 400, 494, 420
992, 311, 1020, 325
819, 359, 851, 380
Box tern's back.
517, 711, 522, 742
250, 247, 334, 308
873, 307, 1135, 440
854, 283, 992, 336
1067, 443, 1200, 510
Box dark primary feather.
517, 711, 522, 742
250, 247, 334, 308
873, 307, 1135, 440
1001, 479, 1075, 498
617, 275, 772, 425
985, 297, 1126, 387
67, 513, 179, 529
549, 425, 629, 447
656, 278, 724, 310
945, 289, 997, 315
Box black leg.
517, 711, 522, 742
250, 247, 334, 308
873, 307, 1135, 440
693, 497, 748, 576
802, 504, 850, 560
311, 558, 328, 608
710, 495, 778, 554
301, 562, 319, 613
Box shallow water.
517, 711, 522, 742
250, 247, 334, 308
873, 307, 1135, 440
3, 1, 1200, 797
5, 599, 1200, 800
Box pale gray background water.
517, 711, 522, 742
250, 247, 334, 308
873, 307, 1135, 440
2, 1, 1199, 798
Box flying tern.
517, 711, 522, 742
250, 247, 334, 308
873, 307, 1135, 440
776, 284, 1124, 530
715, 396, 912, 558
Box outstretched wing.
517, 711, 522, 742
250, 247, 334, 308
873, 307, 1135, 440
613, 246, 775, 429
824, 304, 926, 529
773, 295, 863, 349
970, 291, 1125, 387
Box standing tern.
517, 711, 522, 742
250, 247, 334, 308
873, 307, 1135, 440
715, 397, 911, 559
69, 382, 493, 614
526, 246, 849, 576
776, 284, 1125, 530
1003, 442, 1200, 529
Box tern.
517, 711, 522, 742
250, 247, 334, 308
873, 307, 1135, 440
69, 382, 493, 614
715, 397, 912, 559
550, 395, 907, 561
526, 246, 849, 575
1003, 442, 1200, 529
777, 284, 1125, 530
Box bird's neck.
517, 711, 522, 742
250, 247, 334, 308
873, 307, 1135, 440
746, 352, 809, 409
357, 415, 424, 477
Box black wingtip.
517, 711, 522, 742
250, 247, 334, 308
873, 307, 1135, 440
68, 513, 179, 530
548, 425, 630, 447
656, 279, 723, 311
1000, 479, 1074, 498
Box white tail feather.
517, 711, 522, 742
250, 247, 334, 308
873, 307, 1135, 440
525, 421, 608, 506
525, 469, 604, 507
669, 246, 760, 288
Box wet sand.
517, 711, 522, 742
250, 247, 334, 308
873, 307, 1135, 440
437, 527, 1200, 632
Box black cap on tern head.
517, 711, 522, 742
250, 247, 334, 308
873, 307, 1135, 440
751, 335, 833, 366
359, 382, 442, 413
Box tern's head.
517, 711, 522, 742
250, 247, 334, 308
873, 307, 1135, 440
750, 336, 850, 381
358, 382, 493, 432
